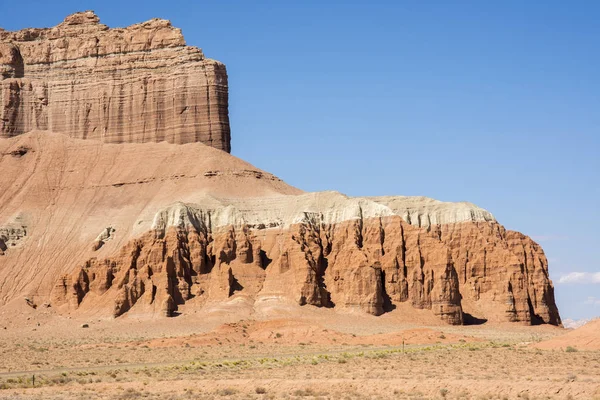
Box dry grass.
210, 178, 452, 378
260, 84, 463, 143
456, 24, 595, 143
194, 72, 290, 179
0, 315, 599, 399
0, 341, 598, 399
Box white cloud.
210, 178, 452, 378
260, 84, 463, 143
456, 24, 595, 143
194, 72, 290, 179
584, 297, 600, 306
558, 272, 600, 284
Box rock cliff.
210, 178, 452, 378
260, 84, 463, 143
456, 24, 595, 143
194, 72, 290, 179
0, 132, 560, 326
0, 13, 561, 326
52, 196, 559, 326
0, 11, 230, 151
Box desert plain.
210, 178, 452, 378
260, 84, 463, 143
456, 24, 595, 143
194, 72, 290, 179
1, 301, 599, 400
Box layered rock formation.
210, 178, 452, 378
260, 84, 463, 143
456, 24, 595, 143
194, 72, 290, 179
50, 194, 559, 325
0, 11, 230, 151
0, 131, 560, 325
0, 13, 561, 327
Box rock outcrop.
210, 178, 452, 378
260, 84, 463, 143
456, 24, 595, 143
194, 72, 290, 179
0, 13, 561, 327
0, 11, 230, 151
0, 132, 560, 326
40, 169, 558, 325
0, 213, 28, 256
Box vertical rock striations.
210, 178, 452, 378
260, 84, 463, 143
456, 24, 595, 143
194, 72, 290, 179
50, 193, 559, 326
0, 11, 231, 151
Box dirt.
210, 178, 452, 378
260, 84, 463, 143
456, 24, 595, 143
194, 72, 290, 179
533, 319, 600, 351
0, 308, 598, 399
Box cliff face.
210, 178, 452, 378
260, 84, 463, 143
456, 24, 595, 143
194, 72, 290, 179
51, 196, 559, 326
0, 13, 561, 326
0, 132, 560, 325
0, 11, 230, 151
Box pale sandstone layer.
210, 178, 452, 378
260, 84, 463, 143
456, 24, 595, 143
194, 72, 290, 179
0, 132, 560, 325
0, 11, 230, 151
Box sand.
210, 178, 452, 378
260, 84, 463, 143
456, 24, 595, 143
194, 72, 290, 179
0, 304, 598, 399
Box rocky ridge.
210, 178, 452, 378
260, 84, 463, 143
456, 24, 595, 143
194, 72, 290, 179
0, 11, 230, 151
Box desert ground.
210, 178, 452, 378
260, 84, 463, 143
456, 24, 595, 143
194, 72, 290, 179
0, 301, 598, 400
1, 8, 598, 400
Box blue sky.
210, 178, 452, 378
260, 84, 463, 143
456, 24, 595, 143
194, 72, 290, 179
2, 1, 599, 321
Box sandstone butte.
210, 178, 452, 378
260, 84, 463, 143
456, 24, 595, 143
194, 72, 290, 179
0, 12, 561, 327
0, 11, 230, 151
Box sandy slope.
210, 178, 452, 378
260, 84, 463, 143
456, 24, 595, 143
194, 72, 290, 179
0, 131, 300, 306
534, 319, 600, 350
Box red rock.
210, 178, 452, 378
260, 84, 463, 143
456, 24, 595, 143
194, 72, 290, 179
0, 13, 561, 327
0, 12, 230, 151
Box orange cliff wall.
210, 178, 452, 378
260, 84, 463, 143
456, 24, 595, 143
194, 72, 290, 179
0, 11, 230, 151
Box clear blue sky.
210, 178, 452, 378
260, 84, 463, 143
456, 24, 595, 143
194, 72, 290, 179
3, 1, 599, 321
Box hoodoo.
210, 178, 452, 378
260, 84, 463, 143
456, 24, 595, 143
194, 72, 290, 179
0, 13, 561, 326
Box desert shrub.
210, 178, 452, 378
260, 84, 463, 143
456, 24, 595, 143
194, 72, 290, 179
565, 346, 578, 353
293, 388, 316, 397
217, 387, 237, 396
119, 388, 142, 399
255, 386, 267, 394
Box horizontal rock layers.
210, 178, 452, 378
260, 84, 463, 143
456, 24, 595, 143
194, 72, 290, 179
0, 6, 562, 326
0, 11, 230, 151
